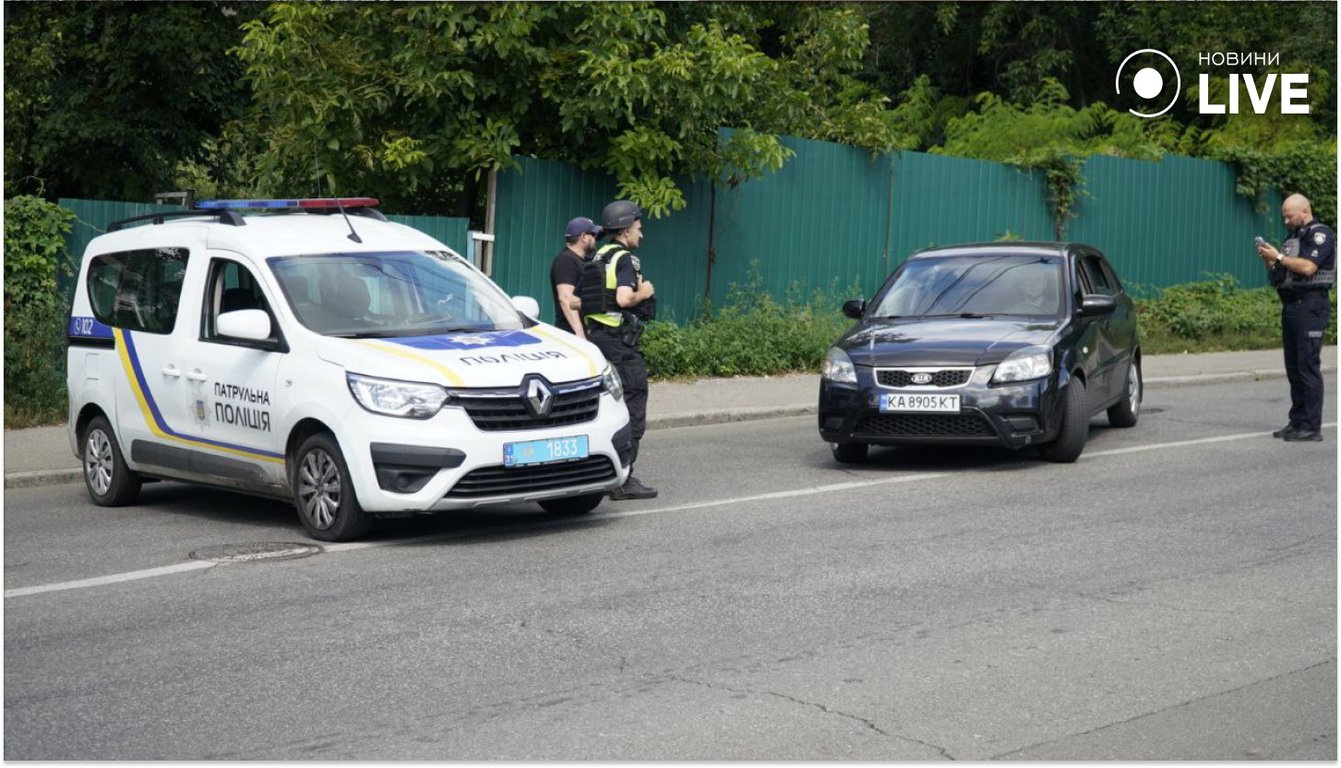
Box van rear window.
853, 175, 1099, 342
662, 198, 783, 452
87, 248, 189, 334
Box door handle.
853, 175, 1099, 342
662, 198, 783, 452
161, 366, 182, 378
185, 369, 208, 382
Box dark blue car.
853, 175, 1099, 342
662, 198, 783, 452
818, 242, 1141, 463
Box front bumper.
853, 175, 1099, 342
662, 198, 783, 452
336, 391, 632, 513
818, 364, 1065, 450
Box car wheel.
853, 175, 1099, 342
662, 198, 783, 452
1106, 359, 1141, 428
539, 492, 604, 515
81, 415, 142, 506
831, 441, 869, 464
1039, 377, 1088, 463
291, 432, 372, 542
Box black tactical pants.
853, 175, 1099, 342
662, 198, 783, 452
1281, 291, 1330, 432
587, 325, 649, 464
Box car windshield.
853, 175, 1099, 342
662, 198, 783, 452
871, 254, 1064, 318
267, 250, 523, 337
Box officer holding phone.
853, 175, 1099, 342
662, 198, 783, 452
1256, 194, 1335, 442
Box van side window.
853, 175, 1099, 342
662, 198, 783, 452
203, 260, 275, 342
86, 248, 189, 334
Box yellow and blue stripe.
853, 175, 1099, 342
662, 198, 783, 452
114, 329, 284, 463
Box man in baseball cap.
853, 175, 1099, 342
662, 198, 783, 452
550, 216, 602, 338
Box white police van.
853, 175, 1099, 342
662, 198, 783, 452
66, 198, 632, 541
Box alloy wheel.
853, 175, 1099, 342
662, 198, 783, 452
84, 429, 114, 496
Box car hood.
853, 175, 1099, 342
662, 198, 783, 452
839, 317, 1062, 367
316, 326, 606, 388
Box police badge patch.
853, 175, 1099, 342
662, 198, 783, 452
1314, 231, 1327, 245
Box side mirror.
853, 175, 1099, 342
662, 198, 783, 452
842, 298, 866, 320
1078, 294, 1117, 316
512, 295, 541, 319
217, 309, 273, 341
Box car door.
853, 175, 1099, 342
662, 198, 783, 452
89, 246, 194, 466
175, 255, 288, 487
1097, 254, 1138, 387
1076, 251, 1121, 401
1068, 253, 1106, 397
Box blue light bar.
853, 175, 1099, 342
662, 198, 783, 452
195, 197, 379, 210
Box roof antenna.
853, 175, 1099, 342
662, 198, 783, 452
319, 167, 362, 244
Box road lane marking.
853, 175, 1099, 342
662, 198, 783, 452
4, 561, 215, 598
6, 423, 1336, 600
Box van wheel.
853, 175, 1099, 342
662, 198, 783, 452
291, 432, 372, 542
81, 415, 141, 506
831, 441, 869, 464
1040, 377, 1089, 463
1107, 359, 1141, 428
539, 492, 604, 515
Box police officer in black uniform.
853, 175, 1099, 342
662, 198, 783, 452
1257, 193, 1335, 442
578, 200, 657, 499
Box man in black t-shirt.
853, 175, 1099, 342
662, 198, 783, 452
549, 216, 601, 337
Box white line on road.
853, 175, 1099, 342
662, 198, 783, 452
6, 423, 1335, 600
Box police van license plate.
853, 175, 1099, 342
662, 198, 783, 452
504, 435, 589, 467
880, 393, 960, 413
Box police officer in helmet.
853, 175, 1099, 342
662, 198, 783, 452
1256, 193, 1335, 442
578, 200, 657, 499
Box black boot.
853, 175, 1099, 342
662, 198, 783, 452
609, 474, 658, 500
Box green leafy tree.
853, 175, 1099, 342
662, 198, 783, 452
4, 196, 76, 420
3, 2, 259, 201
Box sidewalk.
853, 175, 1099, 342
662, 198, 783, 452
5, 347, 1334, 488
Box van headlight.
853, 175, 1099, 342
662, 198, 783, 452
601, 364, 624, 401
347, 372, 449, 419
822, 347, 858, 385
991, 346, 1053, 384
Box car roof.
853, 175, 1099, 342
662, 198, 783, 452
88, 212, 453, 260
910, 242, 1095, 259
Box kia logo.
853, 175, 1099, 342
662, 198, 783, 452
910, 373, 934, 385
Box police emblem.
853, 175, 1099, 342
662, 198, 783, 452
194, 398, 210, 426
1314, 231, 1327, 245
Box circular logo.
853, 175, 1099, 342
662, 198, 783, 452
1115, 49, 1181, 118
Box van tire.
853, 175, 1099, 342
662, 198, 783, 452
539, 492, 605, 515
290, 432, 372, 542
81, 415, 142, 506
1040, 377, 1088, 463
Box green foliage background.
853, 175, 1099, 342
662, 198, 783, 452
4, 196, 76, 424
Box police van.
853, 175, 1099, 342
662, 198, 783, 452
66, 198, 632, 541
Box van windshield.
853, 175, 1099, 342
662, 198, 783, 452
267, 251, 523, 337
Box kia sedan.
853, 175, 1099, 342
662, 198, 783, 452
818, 242, 1141, 463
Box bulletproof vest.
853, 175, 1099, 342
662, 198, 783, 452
1278, 222, 1336, 293
577, 244, 626, 327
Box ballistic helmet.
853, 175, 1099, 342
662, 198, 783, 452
601, 200, 642, 231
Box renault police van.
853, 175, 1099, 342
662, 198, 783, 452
66, 198, 632, 541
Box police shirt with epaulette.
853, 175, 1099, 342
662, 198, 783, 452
1277, 219, 1336, 296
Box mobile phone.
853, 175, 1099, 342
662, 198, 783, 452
1254, 236, 1266, 247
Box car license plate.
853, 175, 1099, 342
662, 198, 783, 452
503, 435, 589, 467
879, 393, 961, 413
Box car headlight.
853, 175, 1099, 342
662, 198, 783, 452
601, 364, 624, 401
991, 346, 1053, 384
822, 347, 858, 385
347, 372, 449, 419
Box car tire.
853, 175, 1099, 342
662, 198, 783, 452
1039, 377, 1088, 463
290, 432, 372, 542
539, 492, 605, 515
81, 415, 142, 506
831, 441, 869, 464
1106, 359, 1141, 428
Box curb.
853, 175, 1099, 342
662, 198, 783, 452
7, 366, 1331, 490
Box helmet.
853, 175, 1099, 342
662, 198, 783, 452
601, 200, 642, 231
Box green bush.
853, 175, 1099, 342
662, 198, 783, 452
1135, 273, 1337, 354
642, 264, 856, 379
5, 196, 75, 424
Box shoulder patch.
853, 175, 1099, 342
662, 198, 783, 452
1314, 231, 1328, 245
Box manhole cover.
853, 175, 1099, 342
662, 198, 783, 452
189, 542, 323, 564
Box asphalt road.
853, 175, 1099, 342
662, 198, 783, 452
4, 377, 1336, 760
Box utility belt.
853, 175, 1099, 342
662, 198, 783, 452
1278, 289, 1330, 305
586, 311, 646, 347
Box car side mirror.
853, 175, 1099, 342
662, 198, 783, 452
217, 309, 273, 341
1078, 294, 1116, 316
842, 299, 866, 320
512, 296, 541, 319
